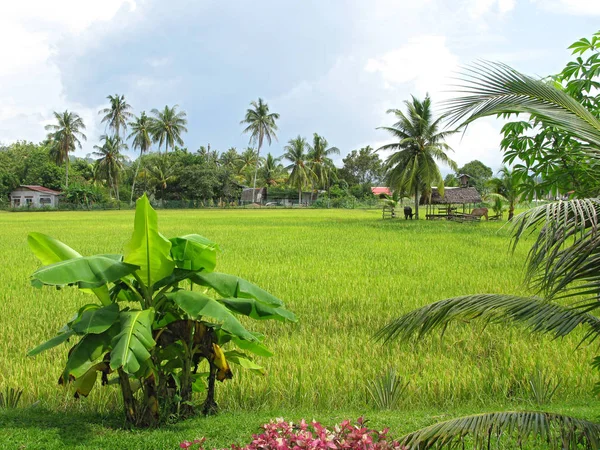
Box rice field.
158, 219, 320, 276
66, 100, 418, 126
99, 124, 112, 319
0, 208, 596, 415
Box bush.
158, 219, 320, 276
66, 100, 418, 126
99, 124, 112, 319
180, 418, 406, 450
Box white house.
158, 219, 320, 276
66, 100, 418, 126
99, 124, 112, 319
10, 185, 61, 208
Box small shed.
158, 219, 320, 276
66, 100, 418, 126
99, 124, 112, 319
10, 185, 61, 208
371, 187, 392, 198
241, 187, 267, 204
422, 186, 482, 218
457, 174, 472, 187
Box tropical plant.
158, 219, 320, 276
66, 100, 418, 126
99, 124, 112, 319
235, 147, 260, 185
27, 194, 296, 426
128, 112, 154, 203
0, 387, 23, 409
283, 136, 314, 205
93, 135, 127, 203
151, 105, 188, 154
240, 98, 279, 202
306, 133, 339, 191
260, 153, 287, 187
377, 95, 457, 219
99, 94, 133, 141
144, 155, 177, 204
44, 111, 87, 188
489, 166, 521, 220
219, 148, 240, 169
375, 59, 600, 446
366, 368, 409, 410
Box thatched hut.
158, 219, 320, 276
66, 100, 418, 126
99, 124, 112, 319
422, 186, 482, 219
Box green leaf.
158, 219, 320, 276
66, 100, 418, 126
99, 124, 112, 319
28, 232, 81, 265
110, 309, 156, 374
64, 327, 116, 379
191, 272, 284, 306
31, 256, 139, 290
71, 303, 120, 334
168, 290, 256, 341
123, 194, 175, 288
170, 234, 218, 271
231, 336, 273, 357
28, 233, 112, 305
224, 350, 266, 375
28, 330, 75, 357
219, 297, 296, 322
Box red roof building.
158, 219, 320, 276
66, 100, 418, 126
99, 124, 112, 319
10, 185, 62, 208
371, 187, 392, 197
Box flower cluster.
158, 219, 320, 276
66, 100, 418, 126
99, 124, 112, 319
180, 418, 406, 450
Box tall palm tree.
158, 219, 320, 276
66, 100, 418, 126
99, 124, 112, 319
377, 95, 457, 219
99, 94, 133, 141
260, 153, 287, 186
376, 61, 600, 447
93, 135, 126, 202
235, 147, 260, 185
306, 133, 339, 192
144, 155, 177, 205
127, 112, 154, 204
283, 136, 313, 205
44, 110, 87, 188
490, 166, 521, 220
151, 105, 188, 153
240, 98, 280, 202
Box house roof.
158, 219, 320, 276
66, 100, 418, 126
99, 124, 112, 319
424, 186, 482, 205
240, 187, 267, 202
18, 185, 62, 195
371, 187, 392, 196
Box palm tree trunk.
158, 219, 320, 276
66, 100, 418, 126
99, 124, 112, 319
66, 156, 69, 189
298, 187, 302, 206
414, 184, 419, 220
252, 142, 262, 203
130, 151, 143, 205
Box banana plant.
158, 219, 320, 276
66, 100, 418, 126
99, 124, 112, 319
28, 194, 296, 427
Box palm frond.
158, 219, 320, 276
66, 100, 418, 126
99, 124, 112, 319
445, 61, 600, 150
400, 411, 600, 449
375, 294, 600, 344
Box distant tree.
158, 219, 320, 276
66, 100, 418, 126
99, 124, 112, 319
306, 133, 339, 191
260, 153, 287, 186
339, 146, 383, 186
283, 136, 313, 204
44, 111, 87, 188
99, 94, 133, 141
93, 135, 126, 202
219, 147, 240, 169
444, 173, 459, 187
151, 105, 188, 153
235, 147, 260, 185
128, 112, 153, 203
490, 166, 521, 220
144, 155, 177, 204
240, 98, 279, 201
378, 95, 457, 219
456, 160, 493, 193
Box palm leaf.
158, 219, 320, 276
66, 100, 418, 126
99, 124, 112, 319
400, 411, 600, 449
375, 294, 600, 344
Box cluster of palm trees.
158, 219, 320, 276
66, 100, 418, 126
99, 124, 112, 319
44, 95, 188, 203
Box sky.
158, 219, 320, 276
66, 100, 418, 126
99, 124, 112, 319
1, 0, 599, 173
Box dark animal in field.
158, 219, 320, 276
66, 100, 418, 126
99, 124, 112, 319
471, 207, 489, 220
404, 206, 413, 220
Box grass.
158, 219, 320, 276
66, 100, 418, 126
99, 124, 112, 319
0, 208, 598, 447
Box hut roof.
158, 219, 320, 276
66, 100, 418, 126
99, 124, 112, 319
424, 187, 482, 205
18, 185, 62, 195
241, 187, 267, 202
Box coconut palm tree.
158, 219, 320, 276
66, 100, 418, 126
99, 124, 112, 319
306, 133, 339, 192
283, 136, 313, 205
128, 112, 154, 203
44, 110, 87, 188
235, 147, 260, 185
99, 94, 133, 141
151, 105, 188, 153
144, 155, 177, 205
219, 147, 240, 169
377, 95, 458, 219
376, 61, 600, 447
490, 166, 521, 220
240, 98, 280, 202
260, 153, 287, 187
93, 135, 126, 202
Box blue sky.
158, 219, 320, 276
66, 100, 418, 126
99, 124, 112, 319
1, 0, 599, 171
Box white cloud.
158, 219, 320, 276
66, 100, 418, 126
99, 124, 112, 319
531, 0, 600, 15
446, 118, 506, 171
0, 0, 135, 151
466, 0, 516, 19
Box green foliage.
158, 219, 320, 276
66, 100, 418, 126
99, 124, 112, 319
0, 387, 23, 409
366, 368, 409, 410
527, 363, 561, 406
456, 160, 492, 194
339, 146, 383, 186
28, 194, 296, 426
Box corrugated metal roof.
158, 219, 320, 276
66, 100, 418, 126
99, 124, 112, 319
371, 187, 392, 196
19, 185, 62, 195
